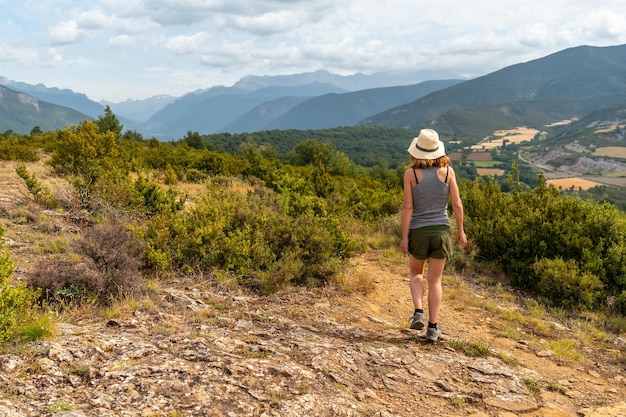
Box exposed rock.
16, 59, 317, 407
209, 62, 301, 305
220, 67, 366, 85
578, 401, 626, 417
565, 156, 626, 174
0, 284, 621, 417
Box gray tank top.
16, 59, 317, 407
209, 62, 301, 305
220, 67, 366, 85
410, 167, 450, 229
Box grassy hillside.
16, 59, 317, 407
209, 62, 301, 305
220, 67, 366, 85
431, 100, 585, 142
360, 45, 626, 138
545, 104, 626, 148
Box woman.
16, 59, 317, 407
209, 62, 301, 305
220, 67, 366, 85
400, 129, 467, 342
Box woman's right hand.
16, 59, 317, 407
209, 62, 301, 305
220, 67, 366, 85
400, 237, 409, 255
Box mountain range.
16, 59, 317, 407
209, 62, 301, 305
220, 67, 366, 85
2, 44, 626, 143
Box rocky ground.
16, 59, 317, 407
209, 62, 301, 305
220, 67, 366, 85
1, 160, 625, 417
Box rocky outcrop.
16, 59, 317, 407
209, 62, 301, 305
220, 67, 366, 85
0, 287, 623, 417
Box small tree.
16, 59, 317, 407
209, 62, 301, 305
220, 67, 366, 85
96, 105, 123, 137
50, 120, 133, 210
184, 131, 204, 149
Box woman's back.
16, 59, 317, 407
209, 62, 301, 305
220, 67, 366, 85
410, 167, 449, 229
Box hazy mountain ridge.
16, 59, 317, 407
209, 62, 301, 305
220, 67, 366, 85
263, 79, 464, 131
0, 76, 104, 119
103, 95, 178, 124
219, 96, 311, 134
0, 69, 466, 138
229, 68, 464, 91
0, 85, 89, 134
140, 82, 348, 139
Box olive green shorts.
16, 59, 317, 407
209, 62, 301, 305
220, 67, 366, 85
408, 225, 452, 260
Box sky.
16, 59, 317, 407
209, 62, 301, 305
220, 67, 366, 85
2, 0, 626, 103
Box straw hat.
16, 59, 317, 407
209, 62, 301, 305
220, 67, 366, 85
407, 129, 445, 160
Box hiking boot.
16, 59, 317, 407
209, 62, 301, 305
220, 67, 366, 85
410, 311, 425, 330
426, 325, 442, 343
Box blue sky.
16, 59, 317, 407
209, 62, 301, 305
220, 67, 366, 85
2, 0, 626, 102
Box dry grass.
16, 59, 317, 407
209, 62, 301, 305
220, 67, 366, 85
493, 127, 541, 143
593, 146, 626, 158
547, 177, 603, 190
594, 125, 625, 134
545, 119, 576, 127
476, 168, 505, 177
332, 266, 377, 295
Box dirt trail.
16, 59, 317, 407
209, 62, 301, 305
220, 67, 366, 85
335, 252, 626, 416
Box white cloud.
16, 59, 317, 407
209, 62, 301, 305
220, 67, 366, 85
163, 32, 210, 55
108, 34, 135, 48
142, 0, 227, 25
0, 44, 62, 67
581, 11, 626, 42
48, 20, 82, 44
3, 0, 626, 101
76, 9, 111, 30
226, 10, 311, 36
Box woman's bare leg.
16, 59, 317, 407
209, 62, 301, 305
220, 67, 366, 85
409, 255, 426, 309
425, 257, 446, 323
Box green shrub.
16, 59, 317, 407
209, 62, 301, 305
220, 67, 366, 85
0, 282, 42, 342
163, 164, 178, 185
15, 163, 58, 209
140, 183, 352, 292
0, 226, 13, 282
50, 121, 129, 181
0, 136, 39, 161
133, 176, 185, 216
339, 178, 402, 221
49, 121, 134, 212
0, 226, 42, 342
615, 290, 626, 316
533, 258, 604, 308
462, 167, 626, 309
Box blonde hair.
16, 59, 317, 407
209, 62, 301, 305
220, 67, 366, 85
407, 155, 451, 169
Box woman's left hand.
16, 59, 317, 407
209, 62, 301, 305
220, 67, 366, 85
458, 231, 467, 247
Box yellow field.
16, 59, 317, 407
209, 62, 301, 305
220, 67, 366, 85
594, 125, 626, 134
470, 142, 501, 150
471, 127, 541, 150
476, 168, 505, 177
547, 178, 603, 190
545, 119, 576, 127
493, 127, 541, 143
593, 147, 626, 158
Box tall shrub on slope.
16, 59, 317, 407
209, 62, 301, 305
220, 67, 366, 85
462, 165, 626, 310
49, 120, 133, 211
139, 182, 352, 292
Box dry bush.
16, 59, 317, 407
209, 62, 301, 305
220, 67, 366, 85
27, 221, 144, 305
